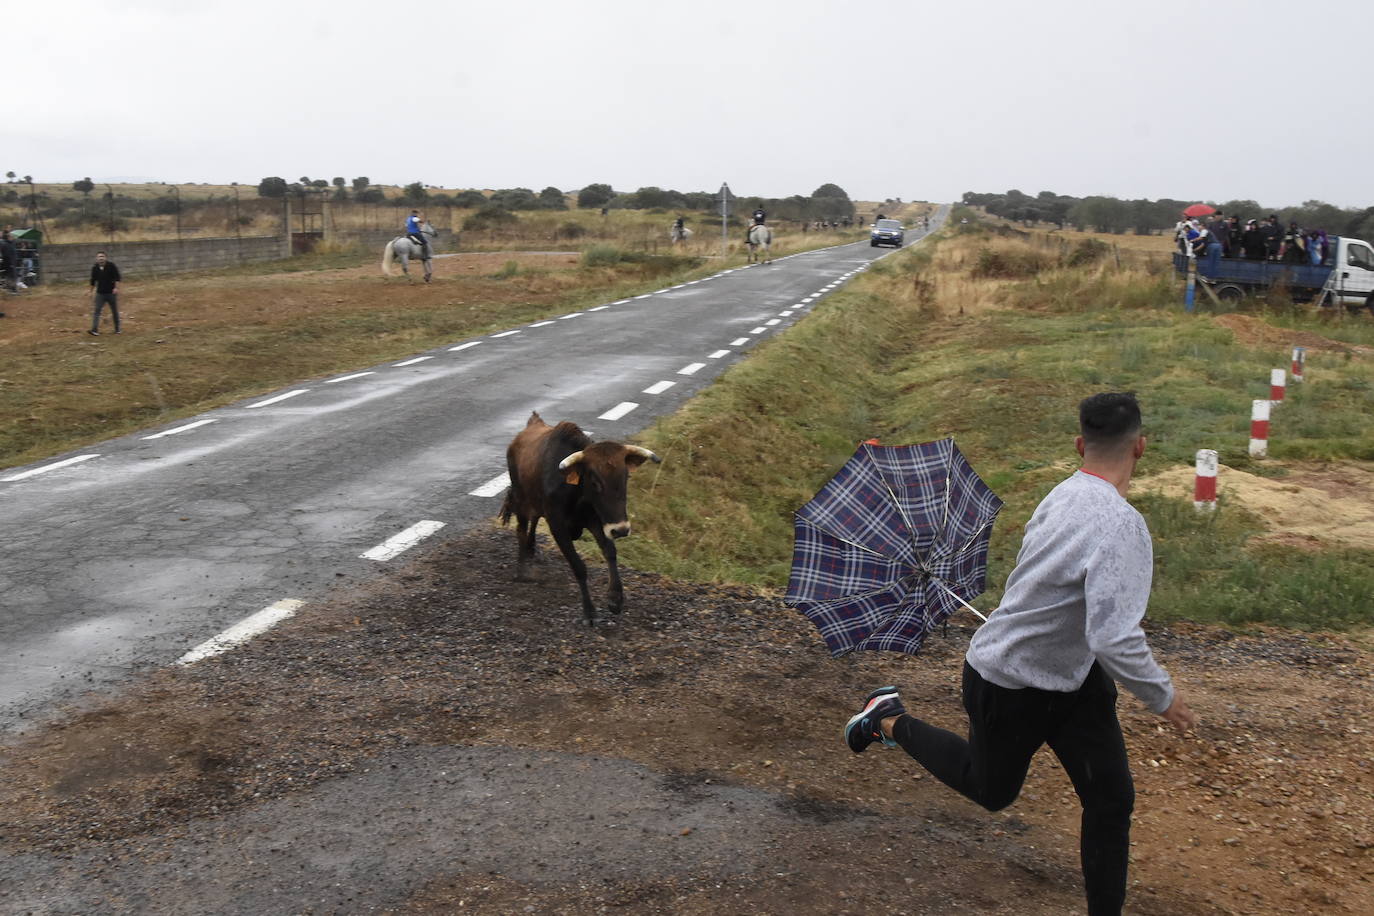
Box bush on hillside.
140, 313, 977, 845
581, 244, 623, 267
463, 206, 518, 231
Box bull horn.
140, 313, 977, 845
558, 451, 585, 470
627, 445, 662, 464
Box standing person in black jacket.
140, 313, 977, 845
1241, 219, 1267, 260
89, 251, 122, 335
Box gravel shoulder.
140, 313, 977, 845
2, 527, 1370, 915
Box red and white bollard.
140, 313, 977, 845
1194, 449, 1218, 511
1291, 346, 1306, 383
1270, 368, 1286, 403
1250, 399, 1270, 458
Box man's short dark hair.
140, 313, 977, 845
95, 250, 105, 256
1079, 392, 1141, 450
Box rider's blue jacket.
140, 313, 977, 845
406, 215, 422, 236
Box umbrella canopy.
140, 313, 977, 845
1182, 204, 1216, 219
785, 438, 1003, 657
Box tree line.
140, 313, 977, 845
962, 189, 1374, 241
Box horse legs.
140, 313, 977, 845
423, 258, 432, 283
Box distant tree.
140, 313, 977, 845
810, 182, 854, 220
538, 186, 568, 210
453, 190, 487, 207
490, 187, 538, 210
311, 179, 328, 189
257, 176, 289, 198
352, 176, 370, 194
332, 177, 345, 190
4, 171, 13, 182
463, 205, 518, 231
401, 181, 430, 206
577, 183, 614, 209
298, 176, 311, 185
22, 175, 32, 184
356, 187, 385, 204
72, 177, 95, 198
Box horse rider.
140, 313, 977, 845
746, 206, 766, 244
673, 215, 686, 241
405, 209, 432, 260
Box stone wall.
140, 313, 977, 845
39, 236, 285, 283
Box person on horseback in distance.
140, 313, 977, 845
745, 205, 766, 244
405, 209, 432, 261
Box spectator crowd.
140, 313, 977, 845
1175, 211, 1330, 278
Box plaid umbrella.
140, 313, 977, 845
785, 438, 1003, 656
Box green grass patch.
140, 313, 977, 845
621, 232, 1374, 631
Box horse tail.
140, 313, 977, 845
382, 240, 396, 276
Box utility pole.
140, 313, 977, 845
719, 182, 731, 259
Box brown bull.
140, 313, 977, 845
499, 412, 661, 625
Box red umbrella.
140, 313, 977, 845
1182, 204, 1216, 218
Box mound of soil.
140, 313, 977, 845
1, 528, 1370, 914
1137, 461, 1374, 550
1213, 314, 1371, 355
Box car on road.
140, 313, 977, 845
870, 219, 904, 248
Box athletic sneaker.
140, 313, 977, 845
844, 686, 906, 754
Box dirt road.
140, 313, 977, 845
2, 527, 1369, 914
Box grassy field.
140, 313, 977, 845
0, 222, 873, 470
619, 220, 1374, 630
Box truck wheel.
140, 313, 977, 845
1215, 284, 1245, 303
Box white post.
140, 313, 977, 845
1291, 346, 1307, 383
1249, 400, 1270, 458
1270, 368, 1286, 404
1193, 449, 1218, 511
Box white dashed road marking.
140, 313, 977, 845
449, 342, 481, 352
588, 306, 610, 312
361, 520, 447, 561
175, 599, 305, 666
678, 363, 706, 376
325, 371, 378, 383
751, 327, 767, 334
558, 313, 582, 320
246, 390, 310, 409
599, 402, 639, 421
611, 299, 631, 305
643, 380, 676, 394
141, 419, 217, 440
393, 356, 433, 367
1, 454, 100, 482
765, 319, 781, 326
708, 350, 730, 359
490, 330, 521, 339
470, 473, 511, 498
779, 310, 794, 316
730, 338, 750, 346
529, 320, 555, 328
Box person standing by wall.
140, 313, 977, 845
844, 392, 1197, 916
89, 251, 121, 336
0, 231, 18, 295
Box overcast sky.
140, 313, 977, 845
11, 0, 1368, 208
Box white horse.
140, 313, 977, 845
669, 223, 694, 244
747, 224, 773, 263
382, 222, 437, 282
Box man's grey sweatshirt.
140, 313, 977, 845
966, 471, 1175, 714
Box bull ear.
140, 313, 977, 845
558, 450, 585, 485
625, 445, 661, 471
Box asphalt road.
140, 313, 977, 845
0, 211, 945, 733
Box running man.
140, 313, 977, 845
844, 392, 1197, 916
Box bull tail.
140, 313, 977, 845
498, 488, 513, 526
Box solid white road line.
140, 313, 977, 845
470, 472, 510, 498
529, 320, 555, 328
1, 454, 100, 482
599, 401, 639, 421
449, 342, 481, 352
643, 380, 676, 394
708, 349, 730, 359
246, 390, 310, 409
678, 362, 706, 375
393, 356, 434, 367
490, 330, 521, 338
730, 337, 750, 346
141, 419, 217, 441
361, 520, 447, 561
325, 371, 378, 383
750, 327, 767, 334
175, 599, 305, 666
588, 305, 610, 312
765, 319, 781, 326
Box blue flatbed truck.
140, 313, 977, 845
1172, 235, 1374, 309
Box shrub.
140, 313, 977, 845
463, 206, 518, 231
1064, 238, 1111, 267
581, 244, 623, 267
556, 221, 587, 240
970, 245, 1053, 279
